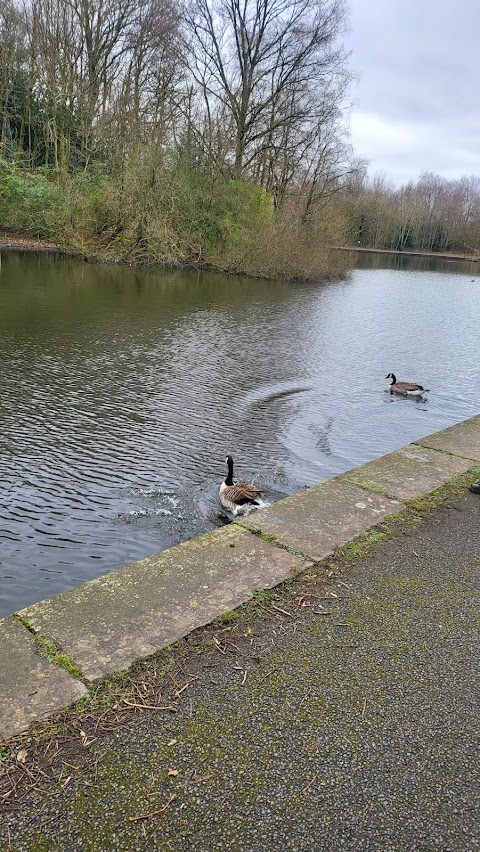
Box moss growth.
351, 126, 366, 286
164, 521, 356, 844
211, 609, 240, 626
16, 615, 33, 630
35, 635, 58, 659
288, 546, 309, 559
234, 522, 278, 545
235, 522, 310, 561
340, 478, 385, 495
17, 836, 55, 852
253, 588, 274, 603
28, 632, 85, 680
340, 527, 389, 563
407, 465, 480, 515
54, 654, 84, 680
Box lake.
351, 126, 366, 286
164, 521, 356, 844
1, 249, 479, 617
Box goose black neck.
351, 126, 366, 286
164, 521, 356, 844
390, 374, 396, 384
225, 457, 234, 486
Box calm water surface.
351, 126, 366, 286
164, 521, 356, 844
1, 250, 479, 616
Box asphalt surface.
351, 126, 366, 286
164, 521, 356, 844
2, 492, 479, 851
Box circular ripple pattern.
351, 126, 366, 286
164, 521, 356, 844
0, 251, 479, 616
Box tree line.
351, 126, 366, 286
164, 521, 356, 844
340, 170, 480, 255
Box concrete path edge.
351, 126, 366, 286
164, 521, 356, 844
1, 415, 479, 741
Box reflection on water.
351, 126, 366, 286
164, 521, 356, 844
341, 248, 480, 276
0, 250, 479, 615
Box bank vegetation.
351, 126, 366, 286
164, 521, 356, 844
0, 0, 357, 278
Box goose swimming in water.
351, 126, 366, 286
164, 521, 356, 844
386, 373, 430, 396
219, 455, 264, 516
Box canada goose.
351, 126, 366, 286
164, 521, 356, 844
386, 373, 430, 396
219, 455, 264, 515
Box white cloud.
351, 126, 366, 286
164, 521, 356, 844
344, 0, 480, 185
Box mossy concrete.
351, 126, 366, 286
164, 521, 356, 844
415, 414, 480, 460
342, 445, 473, 501
240, 479, 404, 559
0, 617, 87, 739
17, 525, 306, 682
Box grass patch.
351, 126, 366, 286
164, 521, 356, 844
340, 528, 389, 563
407, 466, 480, 515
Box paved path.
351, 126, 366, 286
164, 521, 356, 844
2, 491, 479, 851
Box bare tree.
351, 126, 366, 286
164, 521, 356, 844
0, 0, 29, 158
117, 0, 183, 146
186, 0, 350, 185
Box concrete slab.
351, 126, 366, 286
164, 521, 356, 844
415, 414, 480, 461
342, 444, 473, 501
0, 617, 87, 740
240, 480, 404, 560
18, 525, 305, 682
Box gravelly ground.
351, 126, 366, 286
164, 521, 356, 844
1, 493, 479, 851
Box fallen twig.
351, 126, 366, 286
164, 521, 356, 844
122, 699, 177, 712
129, 793, 177, 822
301, 774, 318, 794
269, 603, 294, 618
172, 677, 199, 700
296, 687, 312, 711
184, 773, 214, 787
257, 602, 283, 619
212, 637, 227, 654
258, 667, 278, 683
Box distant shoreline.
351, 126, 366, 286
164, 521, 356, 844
334, 245, 479, 262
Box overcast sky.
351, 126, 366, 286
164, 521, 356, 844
344, 0, 480, 187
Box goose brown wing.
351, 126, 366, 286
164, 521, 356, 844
396, 381, 423, 391
223, 483, 263, 505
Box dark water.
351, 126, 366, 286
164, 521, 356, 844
1, 250, 479, 616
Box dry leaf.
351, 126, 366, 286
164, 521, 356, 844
16, 749, 28, 764
167, 738, 177, 747
80, 729, 96, 747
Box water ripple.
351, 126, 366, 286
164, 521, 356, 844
1, 253, 479, 615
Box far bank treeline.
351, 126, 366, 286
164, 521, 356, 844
0, 0, 479, 278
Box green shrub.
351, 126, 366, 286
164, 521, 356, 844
0, 160, 67, 238
0, 156, 348, 278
